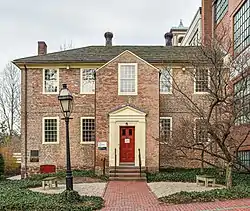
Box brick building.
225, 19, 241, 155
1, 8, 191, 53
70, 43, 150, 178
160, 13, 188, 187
13, 30, 213, 177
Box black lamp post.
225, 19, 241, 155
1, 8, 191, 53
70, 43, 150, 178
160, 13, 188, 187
58, 84, 73, 190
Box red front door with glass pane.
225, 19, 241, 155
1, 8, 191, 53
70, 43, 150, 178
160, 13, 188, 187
120, 126, 135, 162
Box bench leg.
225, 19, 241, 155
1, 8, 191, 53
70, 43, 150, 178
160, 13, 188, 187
42, 181, 45, 189
205, 179, 208, 187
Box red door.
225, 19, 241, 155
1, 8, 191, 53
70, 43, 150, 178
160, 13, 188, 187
120, 126, 135, 162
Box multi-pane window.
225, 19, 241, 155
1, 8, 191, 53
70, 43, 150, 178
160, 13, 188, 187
195, 119, 208, 143
234, 0, 250, 55
160, 117, 172, 142
160, 68, 172, 93
234, 75, 250, 125
195, 69, 209, 93
237, 150, 250, 169
215, 0, 228, 23
43, 117, 59, 143
81, 118, 95, 143
81, 69, 95, 93
118, 64, 137, 95
43, 69, 59, 93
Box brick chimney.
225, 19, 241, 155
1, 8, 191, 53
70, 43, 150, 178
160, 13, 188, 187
104, 32, 113, 46
164, 32, 173, 46
201, 0, 212, 45
38, 41, 47, 55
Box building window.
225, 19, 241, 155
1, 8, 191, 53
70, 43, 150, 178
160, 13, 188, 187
160, 117, 172, 143
118, 63, 137, 95
194, 69, 209, 93
160, 68, 172, 94
81, 117, 95, 143
30, 150, 39, 162
195, 119, 208, 144
80, 69, 95, 94
234, 75, 250, 125
215, 0, 228, 24
233, 0, 250, 55
237, 150, 250, 169
42, 117, 59, 144
43, 69, 59, 94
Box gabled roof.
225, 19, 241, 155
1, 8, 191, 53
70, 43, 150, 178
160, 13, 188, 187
13, 45, 202, 64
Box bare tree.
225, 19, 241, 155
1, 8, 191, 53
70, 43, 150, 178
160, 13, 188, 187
60, 40, 74, 51
0, 63, 21, 136
160, 32, 250, 188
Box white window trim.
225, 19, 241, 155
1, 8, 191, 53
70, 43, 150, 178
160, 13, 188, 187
80, 117, 95, 144
118, 63, 138, 95
193, 68, 210, 94
42, 117, 60, 144
42, 68, 59, 94
194, 117, 210, 144
160, 117, 172, 144
160, 69, 173, 94
80, 68, 95, 94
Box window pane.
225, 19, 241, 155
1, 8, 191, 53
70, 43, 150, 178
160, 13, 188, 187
119, 64, 136, 93
44, 69, 58, 93
215, 0, 228, 23
44, 118, 58, 142
234, 0, 250, 55
160, 118, 171, 142
81, 69, 95, 93
82, 118, 95, 142
195, 119, 208, 143
195, 69, 209, 92
160, 69, 172, 93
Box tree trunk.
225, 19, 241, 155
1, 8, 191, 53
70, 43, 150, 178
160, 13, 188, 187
200, 149, 204, 174
226, 162, 233, 189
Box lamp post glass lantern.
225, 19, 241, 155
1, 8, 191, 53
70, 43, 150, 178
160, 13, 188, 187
58, 83, 73, 190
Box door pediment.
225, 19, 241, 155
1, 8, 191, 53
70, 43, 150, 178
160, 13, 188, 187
109, 105, 146, 117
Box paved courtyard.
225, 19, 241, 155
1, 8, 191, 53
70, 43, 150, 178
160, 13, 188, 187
30, 183, 106, 197
101, 181, 250, 211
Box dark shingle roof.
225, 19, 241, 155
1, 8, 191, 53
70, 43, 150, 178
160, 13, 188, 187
13, 45, 202, 64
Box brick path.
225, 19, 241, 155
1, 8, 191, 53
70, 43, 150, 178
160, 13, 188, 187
101, 181, 250, 211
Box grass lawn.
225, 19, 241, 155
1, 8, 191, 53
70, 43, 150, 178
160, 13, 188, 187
147, 168, 250, 204
0, 170, 104, 211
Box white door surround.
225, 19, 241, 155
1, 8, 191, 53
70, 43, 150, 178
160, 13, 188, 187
109, 105, 146, 167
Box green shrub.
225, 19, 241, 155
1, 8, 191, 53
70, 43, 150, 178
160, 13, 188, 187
0, 179, 104, 211
59, 190, 81, 203
0, 153, 4, 176
159, 185, 250, 204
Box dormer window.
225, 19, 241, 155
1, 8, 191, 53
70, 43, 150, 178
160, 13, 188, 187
118, 63, 138, 95
43, 68, 59, 94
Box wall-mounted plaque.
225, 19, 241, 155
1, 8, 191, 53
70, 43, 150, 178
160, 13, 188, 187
98, 142, 107, 150
125, 138, 130, 143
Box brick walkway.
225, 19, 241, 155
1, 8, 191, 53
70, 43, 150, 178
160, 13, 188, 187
101, 181, 250, 211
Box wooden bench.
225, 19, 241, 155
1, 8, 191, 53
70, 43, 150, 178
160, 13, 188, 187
42, 177, 58, 189
196, 175, 215, 187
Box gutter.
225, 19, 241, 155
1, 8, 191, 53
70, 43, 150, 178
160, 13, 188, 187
24, 65, 28, 178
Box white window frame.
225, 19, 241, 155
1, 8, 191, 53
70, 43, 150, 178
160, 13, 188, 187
80, 68, 95, 94
80, 117, 95, 144
43, 68, 59, 94
42, 117, 60, 144
160, 68, 172, 94
160, 117, 172, 144
118, 63, 138, 95
194, 117, 210, 144
194, 68, 210, 94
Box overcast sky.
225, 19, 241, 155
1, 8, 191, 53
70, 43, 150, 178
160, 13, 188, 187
0, 0, 201, 72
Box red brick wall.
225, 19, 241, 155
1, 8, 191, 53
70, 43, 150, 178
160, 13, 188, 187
95, 51, 160, 173
20, 67, 95, 176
